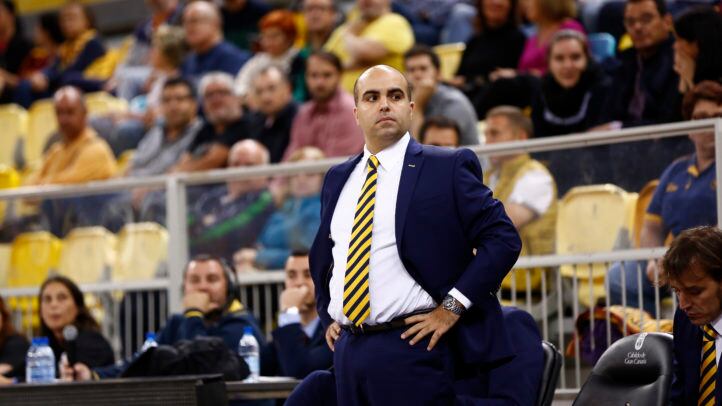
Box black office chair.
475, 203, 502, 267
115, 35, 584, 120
573, 332, 673, 406
537, 341, 563, 406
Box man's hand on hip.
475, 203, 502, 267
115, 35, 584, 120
401, 306, 460, 351
325, 322, 341, 352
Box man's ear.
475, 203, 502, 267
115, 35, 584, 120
353, 107, 359, 125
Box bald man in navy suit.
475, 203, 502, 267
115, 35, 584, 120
309, 65, 521, 405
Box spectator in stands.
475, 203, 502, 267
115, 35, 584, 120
15, 12, 64, 82
483, 106, 556, 290
0, 295, 29, 384
40, 275, 114, 376
608, 80, 721, 315
17, 1, 107, 107
530, 30, 612, 138
98, 25, 188, 157
111, 0, 183, 101
301, 0, 338, 53
29, 86, 117, 186
324, 0, 415, 92
664, 226, 722, 406
291, 0, 339, 101
180, 1, 250, 86
246, 65, 299, 163
238, 147, 324, 270
263, 251, 332, 378
393, 0, 469, 46
284, 51, 364, 160
601, 0, 679, 128
171, 72, 247, 173
0, 0, 33, 104
234, 10, 299, 102
221, 0, 271, 51
673, 6, 722, 94
404, 45, 479, 146
515, 0, 583, 75
451, 0, 526, 109
188, 140, 275, 264
65, 255, 265, 380
418, 116, 461, 148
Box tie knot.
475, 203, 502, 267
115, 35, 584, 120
704, 324, 718, 340
368, 155, 379, 170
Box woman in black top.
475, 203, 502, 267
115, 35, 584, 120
453, 0, 526, 112
39, 276, 114, 373
0, 295, 29, 383
673, 6, 722, 94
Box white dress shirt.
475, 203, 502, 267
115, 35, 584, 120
328, 133, 470, 325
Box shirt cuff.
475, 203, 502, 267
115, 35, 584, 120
449, 288, 472, 309
278, 311, 302, 327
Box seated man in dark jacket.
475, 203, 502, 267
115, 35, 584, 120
262, 251, 332, 378
62, 254, 264, 380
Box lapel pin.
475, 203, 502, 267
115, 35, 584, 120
408, 164, 416, 168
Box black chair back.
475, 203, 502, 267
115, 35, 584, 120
537, 340, 562, 406
573, 332, 673, 406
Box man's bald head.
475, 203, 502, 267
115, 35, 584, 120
53, 86, 88, 141
353, 65, 412, 105
228, 139, 270, 167
183, 1, 223, 51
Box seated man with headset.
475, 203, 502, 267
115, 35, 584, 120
62, 254, 265, 380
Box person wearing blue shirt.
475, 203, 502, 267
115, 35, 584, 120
262, 252, 332, 378
180, 1, 250, 86
608, 80, 720, 315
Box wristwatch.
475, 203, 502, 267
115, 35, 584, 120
442, 295, 466, 315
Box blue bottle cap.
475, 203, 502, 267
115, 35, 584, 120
145, 332, 156, 340
243, 326, 253, 335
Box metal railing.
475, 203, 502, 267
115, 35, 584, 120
0, 118, 720, 390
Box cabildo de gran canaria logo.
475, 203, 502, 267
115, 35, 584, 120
625, 333, 649, 365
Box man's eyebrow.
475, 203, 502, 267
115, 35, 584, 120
361, 89, 380, 98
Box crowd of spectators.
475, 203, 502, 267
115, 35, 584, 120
0, 0, 721, 394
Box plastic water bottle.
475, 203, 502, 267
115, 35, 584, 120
140, 332, 158, 352
238, 327, 260, 382
26, 337, 55, 383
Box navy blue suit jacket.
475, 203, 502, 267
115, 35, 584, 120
671, 308, 722, 405
309, 138, 522, 368
262, 321, 332, 379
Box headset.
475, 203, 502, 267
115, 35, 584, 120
183, 254, 240, 312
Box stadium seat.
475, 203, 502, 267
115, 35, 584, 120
85, 91, 129, 116
588, 32, 616, 63
7, 230, 62, 288
0, 243, 10, 287
0, 104, 28, 167
0, 165, 21, 224
116, 149, 135, 174
58, 226, 117, 284
632, 179, 659, 248
114, 222, 169, 282
537, 341, 563, 406
433, 42, 465, 81
26, 99, 58, 166
573, 332, 673, 405
557, 184, 637, 307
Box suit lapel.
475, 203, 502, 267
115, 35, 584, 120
321, 154, 363, 230
395, 139, 424, 249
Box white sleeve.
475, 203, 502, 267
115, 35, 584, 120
507, 169, 554, 215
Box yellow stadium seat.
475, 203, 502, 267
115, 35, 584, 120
58, 227, 117, 284
557, 184, 637, 307
0, 165, 21, 224
85, 91, 129, 116
632, 179, 659, 248
0, 243, 11, 287
26, 99, 58, 166
433, 42, 465, 81
116, 149, 135, 175
115, 222, 168, 282
0, 104, 28, 167
8, 231, 62, 288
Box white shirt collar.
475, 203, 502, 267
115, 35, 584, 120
711, 313, 722, 336
362, 132, 410, 172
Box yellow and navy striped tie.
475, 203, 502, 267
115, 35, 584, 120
343, 155, 379, 326
700, 324, 718, 406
